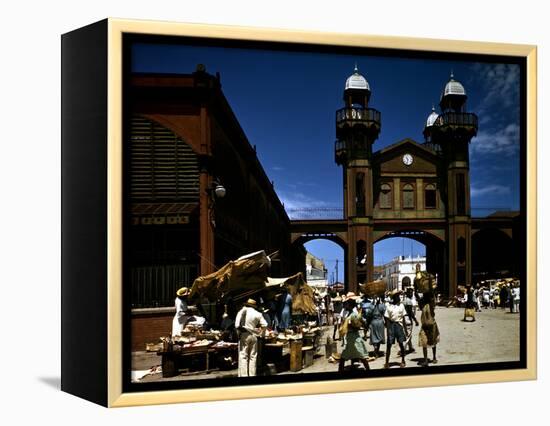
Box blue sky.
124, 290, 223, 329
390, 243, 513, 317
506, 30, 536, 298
132, 43, 521, 281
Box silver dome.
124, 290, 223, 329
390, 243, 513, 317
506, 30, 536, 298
442, 72, 466, 97
345, 65, 370, 91
426, 106, 439, 127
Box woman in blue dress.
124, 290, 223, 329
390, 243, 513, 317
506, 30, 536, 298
367, 297, 386, 359
277, 288, 292, 330
339, 298, 370, 373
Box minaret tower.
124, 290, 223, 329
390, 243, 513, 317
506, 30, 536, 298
423, 105, 441, 153
430, 72, 478, 296
335, 65, 381, 292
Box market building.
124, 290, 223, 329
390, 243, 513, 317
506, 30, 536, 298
305, 252, 328, 294
127, 66, 306, 349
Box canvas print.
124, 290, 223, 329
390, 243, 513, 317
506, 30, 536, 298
124, 37, 525, 388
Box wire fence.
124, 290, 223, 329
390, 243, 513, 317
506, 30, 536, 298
286, 207, 513, 220
286, 208, 344, 220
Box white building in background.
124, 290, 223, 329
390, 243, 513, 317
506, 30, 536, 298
305, 252, 328, 294
380, 255, 428, 291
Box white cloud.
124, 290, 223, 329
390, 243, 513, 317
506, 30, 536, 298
271, 166, 284, 171
278, 191, 329, 210
470, 184, 510, 198
471, 123, 520, 156
470, 63, 520, 125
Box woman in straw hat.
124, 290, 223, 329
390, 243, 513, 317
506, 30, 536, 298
171, 287, 189, 337
339, 296, 370, 373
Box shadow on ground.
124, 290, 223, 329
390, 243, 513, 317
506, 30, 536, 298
38, 377, 61, 390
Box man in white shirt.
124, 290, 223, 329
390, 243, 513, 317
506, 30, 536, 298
235, 298, 268, 377
384, 290, 408, 368
512, 286, 520, 313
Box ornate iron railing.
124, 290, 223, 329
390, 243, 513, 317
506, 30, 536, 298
434, 112, 478, 129
336, 107, 381, 126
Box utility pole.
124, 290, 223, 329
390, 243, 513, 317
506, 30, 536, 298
335, 259, 339, 285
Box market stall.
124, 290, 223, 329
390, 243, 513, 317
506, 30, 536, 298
158, 327, 238, 378
155, 251, 323, 377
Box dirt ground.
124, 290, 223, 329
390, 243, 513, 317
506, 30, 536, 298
132, 306, 520, 382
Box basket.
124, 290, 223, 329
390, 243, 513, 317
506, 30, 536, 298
362, 280, 386, 297
414, 274, 434, 294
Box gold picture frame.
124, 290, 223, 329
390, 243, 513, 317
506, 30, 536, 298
61, 18, 537, 407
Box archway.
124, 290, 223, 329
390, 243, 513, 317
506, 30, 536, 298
472, 228, 514, 282
373, 230, 445, 294
292, 236, 346, 294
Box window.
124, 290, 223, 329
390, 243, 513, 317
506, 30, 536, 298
379, 183, 392, 209
357, 240, 367, 265
355, 173, 366, 216
130, 115, 199, 202
456, 174, 466, 215
425, 183, 437, 209
402, 183, 415, 209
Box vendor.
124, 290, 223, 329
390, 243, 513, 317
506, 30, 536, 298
235, 298, 267, 377
171, 287, 189, 337
185, 306, 207, 328
277, 288, 292, 331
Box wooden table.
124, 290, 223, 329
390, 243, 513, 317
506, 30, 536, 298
158, 345, 236, 378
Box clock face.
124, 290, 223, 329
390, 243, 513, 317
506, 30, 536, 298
402, 153, 414, 166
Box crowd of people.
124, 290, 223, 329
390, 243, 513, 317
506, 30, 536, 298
332, 285, 439, 372
461, 281, 520, 321
168, 277, 520, 377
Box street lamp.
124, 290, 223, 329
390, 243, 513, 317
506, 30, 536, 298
213, 183, 226, 199
207, 179, 226, 228
207, 180, 226, 202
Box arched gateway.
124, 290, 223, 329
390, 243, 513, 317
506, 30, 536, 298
291, 67, 518, 297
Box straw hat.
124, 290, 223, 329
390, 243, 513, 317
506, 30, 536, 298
176, 287, 189, 297
389, 289, 403, 298
245, 298, 258, 308
343, 291, 357, 301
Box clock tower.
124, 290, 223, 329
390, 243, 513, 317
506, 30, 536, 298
429, 73, 478, 296
335, 65, 381, 292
